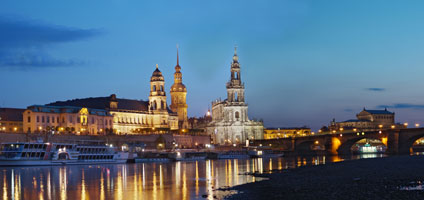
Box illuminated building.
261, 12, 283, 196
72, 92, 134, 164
23, 105, 113, 134
170, 47, 189, 129
329, 108, 402, 131
207, 47, 264, 145
0, 108, 24, 132
264, 127, 311, 139
47, 64, 179, 134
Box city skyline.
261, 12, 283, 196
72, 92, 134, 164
2, 1, 424, 130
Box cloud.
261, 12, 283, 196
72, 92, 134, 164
365, 88, 386, 92
0, 50, 84, 68
0, 15, 101, 69
377, 103, 424, 110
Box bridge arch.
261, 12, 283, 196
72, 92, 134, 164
337, 136, 387, 155
401, 133, 424, 154
296, 140, 325, 154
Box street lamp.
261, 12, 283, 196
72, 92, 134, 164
415, 123, 420, 128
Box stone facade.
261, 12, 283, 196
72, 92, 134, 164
207, 47, 264, 145
0, 108, 24, 133
23, 106, 113, 134
264, 127, 312, 139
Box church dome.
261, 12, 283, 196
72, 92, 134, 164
151, 64, 164, 81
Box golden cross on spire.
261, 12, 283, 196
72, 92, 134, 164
156, 64, 158, 69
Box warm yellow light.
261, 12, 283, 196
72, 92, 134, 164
332, 130, 336, 133
39, 126, 42, 130
353, 128, 357, 132
415, 123, 420, 127
339, 128, 344, 131
311, 132, 315, 135
339, 134, 343, 137
318, 130, 322, 133
391, 125, 395, 129
13, 127, 17, 131
100, 129, 103, 132
152, 127, 155, 131
315, 141, 319, 144
378, 124, 383, 128
404, 123, 408, 127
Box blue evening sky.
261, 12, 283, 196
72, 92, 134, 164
1, 0, 424, 130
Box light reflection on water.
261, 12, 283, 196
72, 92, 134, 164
0, 154, 384, 200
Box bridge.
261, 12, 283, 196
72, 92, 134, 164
251, 128, 424, 155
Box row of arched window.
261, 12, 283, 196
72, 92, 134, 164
115, 116, 150, 125
152, 85, 164, 92
151, 100, 166, 110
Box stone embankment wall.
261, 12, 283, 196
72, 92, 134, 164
0, 132, 211, 149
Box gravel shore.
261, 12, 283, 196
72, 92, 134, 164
225, 155, 424, 200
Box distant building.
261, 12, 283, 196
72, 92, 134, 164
0, 108, 24, 133
264, 127, 312, 139
329, 108, 401, 131
47, 64, 180, 134
206, 47, 264, 145
187, 110, 213, 135
23, 105, 113, 134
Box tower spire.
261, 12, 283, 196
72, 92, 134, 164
232, 45, 239, 63
176, 44, 179, 66
156, 64, 158, 69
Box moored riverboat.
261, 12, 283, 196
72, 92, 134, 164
171, 151, 207, 161
0, 142, 129, 166
248, 147, 284, 158
217, 151, 250, 159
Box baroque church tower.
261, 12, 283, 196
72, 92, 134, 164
207, 46, 264, 145
170, 47, 189, 129
226, 47, 248, 121
149, 64, 168, 113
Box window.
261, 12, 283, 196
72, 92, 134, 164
235, 111, 240, 120
153, 85, 157, 91
92, 118, 95, 124
52, 117, 55, 123
57, 117, 60, 123
42, 116, 45, 123
28, 117, 31, 123
46, 116, 50, 123
37, 116, 39, 123
160, 85, 164, 91
62, 117, 65, 123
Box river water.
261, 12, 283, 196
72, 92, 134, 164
0, 154, 384, 200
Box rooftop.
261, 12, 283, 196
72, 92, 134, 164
0, 108, 25, 121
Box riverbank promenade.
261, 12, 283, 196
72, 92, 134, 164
226, 155, 424, 200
